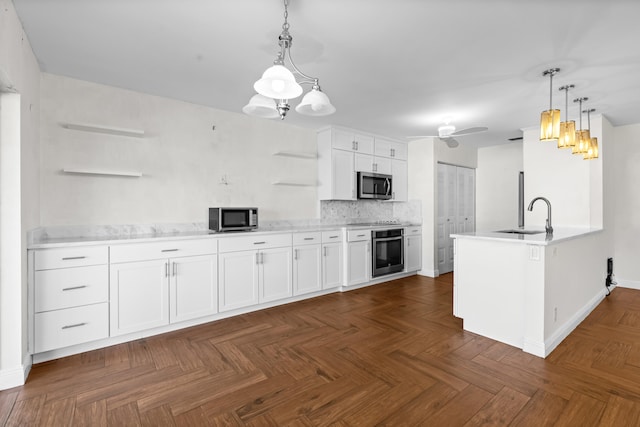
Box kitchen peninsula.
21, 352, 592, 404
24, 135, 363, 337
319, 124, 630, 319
451, 227, 607, 357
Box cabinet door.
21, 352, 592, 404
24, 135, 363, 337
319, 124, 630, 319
391, 159, 408, 201
332, 149, 356, 200
322, 243, 343, 289
110, 260, 169, 336
170, 254, 218, 323
332, 128, 357, 151
293, 245, 322, 296
347, 240, 370, 286
355, 153, 374, 173
375, 156, 392, 175
405, 235, 422, 272
219, 251, 259, 312
260, 247, 293, 303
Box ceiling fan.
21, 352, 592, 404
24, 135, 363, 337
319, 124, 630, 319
407, 122, 488, 148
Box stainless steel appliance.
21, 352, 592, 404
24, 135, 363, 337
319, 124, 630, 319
209, 207, 258, 232
372, 228, 404, 277
357, 172, 392, 200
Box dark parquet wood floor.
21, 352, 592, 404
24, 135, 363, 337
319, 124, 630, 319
2, 274, 640, 426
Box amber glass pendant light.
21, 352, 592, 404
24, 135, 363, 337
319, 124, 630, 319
583, 108, 599, 160
540, 68, 561, 141
572, 97, 590, 154
557, 85, 576, 148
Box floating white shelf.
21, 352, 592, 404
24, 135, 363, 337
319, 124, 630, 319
61, 122, 145, 138
271, 181, 316, 187
273, 151, 317, 159
62, 168, 143, 178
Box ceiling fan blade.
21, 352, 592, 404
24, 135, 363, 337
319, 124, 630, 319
406, 135, 439, 139
442, 137, 459, 148
450, 126, 488, 137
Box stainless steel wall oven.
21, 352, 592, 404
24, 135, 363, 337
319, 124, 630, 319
372, 228, 404, 277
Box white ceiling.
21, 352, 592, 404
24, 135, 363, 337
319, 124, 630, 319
12, 0, 640, 147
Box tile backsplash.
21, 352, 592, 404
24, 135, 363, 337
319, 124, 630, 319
320, 200, 421, 224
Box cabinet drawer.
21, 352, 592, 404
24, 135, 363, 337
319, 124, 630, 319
405, 226, 422, 236
293, 232, 322, 246
110, 238, 217, 263
35, 246, 108, 271
347, 229, 371, 242
35, 265, 108, 312
219, 233, 292, 253
322, 230, 343, 243
34, 303, 109, 353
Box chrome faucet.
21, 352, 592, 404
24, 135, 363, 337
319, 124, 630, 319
528, 196, 553, 235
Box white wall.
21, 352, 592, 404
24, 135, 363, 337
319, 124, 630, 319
476, 142, 523, 231
40, 74, 318, 226
408, 138, 477, 276
0, 0, 41, 389
613, 123, 640, 288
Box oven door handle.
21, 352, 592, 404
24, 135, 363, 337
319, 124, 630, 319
373, 236, 404, 243
385, 178, 391, 196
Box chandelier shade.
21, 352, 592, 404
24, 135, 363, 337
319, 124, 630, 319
558, 121, 576, 148
540, 109, 561, 141
254, 65, 303, 100
295, 88, 336, 116
242, 94, 279, 119
540, 68, 561, 141
584, 137, 599, 160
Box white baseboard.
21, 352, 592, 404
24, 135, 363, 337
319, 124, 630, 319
0, 354, 31, 390
541, 288, 606, 358
616, 278, 640, 290
418, 269, 438, 278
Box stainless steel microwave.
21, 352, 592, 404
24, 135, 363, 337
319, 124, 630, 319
357, 172, 392, 200
209, 207, 258, 232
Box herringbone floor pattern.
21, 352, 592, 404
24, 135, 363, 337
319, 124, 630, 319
2, 274, 640, 426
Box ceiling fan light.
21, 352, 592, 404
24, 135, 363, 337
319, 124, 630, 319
540, 109, 560, 141
438, 124, 456, 138
557, 121, 576, 148
254, 64, 303, 99
242, 94, 279, 119
295, 88, 336, 116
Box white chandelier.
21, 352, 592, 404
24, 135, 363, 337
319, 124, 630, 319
242, 0, 335, 120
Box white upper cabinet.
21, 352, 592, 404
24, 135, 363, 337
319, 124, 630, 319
374, 137, 408, 160
331, 128, 374, 154
318, 127, 408, 201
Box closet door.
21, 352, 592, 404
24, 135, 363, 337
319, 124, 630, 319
437, 164, 475, 275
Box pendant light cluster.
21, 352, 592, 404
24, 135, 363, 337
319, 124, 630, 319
539, 68, 598, 160
243, 0, 335, 120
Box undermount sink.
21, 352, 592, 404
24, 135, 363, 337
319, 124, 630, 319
496, 229, 545, 235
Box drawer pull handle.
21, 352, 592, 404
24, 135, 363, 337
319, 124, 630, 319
329, 236, 338, 239
62, 256, 86, 261
303, 237, 315, 241
62, 285, 87, 291
161, 249, 179, 252
253, 241, 266, 245
357, 234, 366, 237
62, 322, 87, 330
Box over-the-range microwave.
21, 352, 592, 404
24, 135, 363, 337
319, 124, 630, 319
209, 207, 258, 232
357, 172, 393, 200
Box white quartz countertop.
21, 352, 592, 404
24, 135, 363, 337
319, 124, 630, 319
451, 227, 603, 246
28, 222, 421, 249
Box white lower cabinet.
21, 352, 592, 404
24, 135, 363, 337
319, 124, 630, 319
32, 245, 110, 353
346, 229, 371, 286
109, 239, 217, 336
109, 259, 169, 336
293, 240, 322, 296
322, 230, 343, 290
405, 226, 422, 272
218, 233, 292, 312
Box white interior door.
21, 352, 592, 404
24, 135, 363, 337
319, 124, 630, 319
437, 164, 475, 275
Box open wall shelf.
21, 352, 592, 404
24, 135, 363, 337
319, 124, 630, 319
273, 151, 317, 159
61, 122, 145, 138
62, 168, 143, 178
